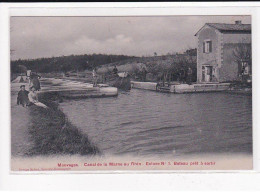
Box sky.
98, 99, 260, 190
10, 16, 251, 60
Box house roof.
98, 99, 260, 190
195, 23, 251, 36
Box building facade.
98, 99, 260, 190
195, 21, 251, 83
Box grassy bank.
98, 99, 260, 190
25, 93, 99, 156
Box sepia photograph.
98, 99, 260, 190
10, 15, 252, 171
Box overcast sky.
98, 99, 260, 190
10, 16, 251, 60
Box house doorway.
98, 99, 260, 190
202, 65, 213, 82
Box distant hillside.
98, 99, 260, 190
11, 54, 137, 74
98, 48, 197, 72
11, 49, 197, 82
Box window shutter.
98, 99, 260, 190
203, 42, 205, 53
209, 41, 212, 52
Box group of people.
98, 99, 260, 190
17, 73, 47, 109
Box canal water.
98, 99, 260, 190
60, 90, 252, 158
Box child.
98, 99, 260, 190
17, 85, 29, 107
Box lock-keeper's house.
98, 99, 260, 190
195, 21, 251, 83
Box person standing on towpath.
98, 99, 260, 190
113, 65, 118, 75
28, 86, 48, 108
141, 66, 147, 82
29, 73, 41, 91
92, 67, 98, 87
17, 85, 29, 107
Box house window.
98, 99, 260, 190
241, 61, 250, 75
203, 40, 212, 53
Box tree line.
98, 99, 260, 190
11, 54, 137, 74
11, 49, 198, 82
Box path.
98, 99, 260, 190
11, 83, 32, 156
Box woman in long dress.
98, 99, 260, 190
28, 86, 47, 108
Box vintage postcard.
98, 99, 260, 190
10, 13, 252, 172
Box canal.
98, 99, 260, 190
60, 89, 252, 158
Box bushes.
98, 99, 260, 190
136, 54, 197, 82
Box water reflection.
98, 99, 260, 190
61, 90, 252, 157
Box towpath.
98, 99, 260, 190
11, 83, 32, 156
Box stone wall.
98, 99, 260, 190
223, 33, 251, 44
197, 26, 220, 82
219, 43, 251, 82
197, 25, 251, 83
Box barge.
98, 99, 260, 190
131, 81, 231, 94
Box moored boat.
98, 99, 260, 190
104, 72, 131, 90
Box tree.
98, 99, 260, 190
233, 43, 252, 76
233, 43, 251, 62
185, 48, 197, 56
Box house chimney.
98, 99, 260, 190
235, 20, 242, 24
